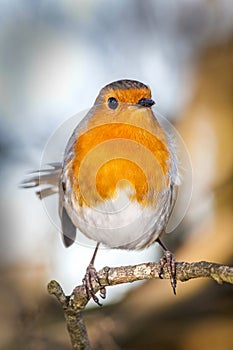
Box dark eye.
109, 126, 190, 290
107, 97, 118, 110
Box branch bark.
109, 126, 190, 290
47, 261, 233, 349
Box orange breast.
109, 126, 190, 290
69, 122, 170, 207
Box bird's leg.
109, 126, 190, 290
82, 243, 106, 306
157, 238, 177, 295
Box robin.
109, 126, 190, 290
21, 79, 179, 305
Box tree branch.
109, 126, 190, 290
47, 261, 233, 349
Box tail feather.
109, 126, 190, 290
35, 187, 59, 199
20, 162, 62, 200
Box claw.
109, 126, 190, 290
99, 287, 106, 299
82, 263, 106, 306
159, 250, 177, 295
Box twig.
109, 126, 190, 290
48, 261, 233, 349
48, 280, 91, 350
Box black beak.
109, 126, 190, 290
138, 98, 155, 108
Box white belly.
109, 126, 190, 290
66, 187, 170, 249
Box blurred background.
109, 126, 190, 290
0, 1, 232, 349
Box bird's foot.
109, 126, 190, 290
82, 263, 106, 306
159, 250, 177, 295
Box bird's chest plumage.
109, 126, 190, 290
62, 116, 174, 249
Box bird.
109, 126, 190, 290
21, 79, 179, 305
